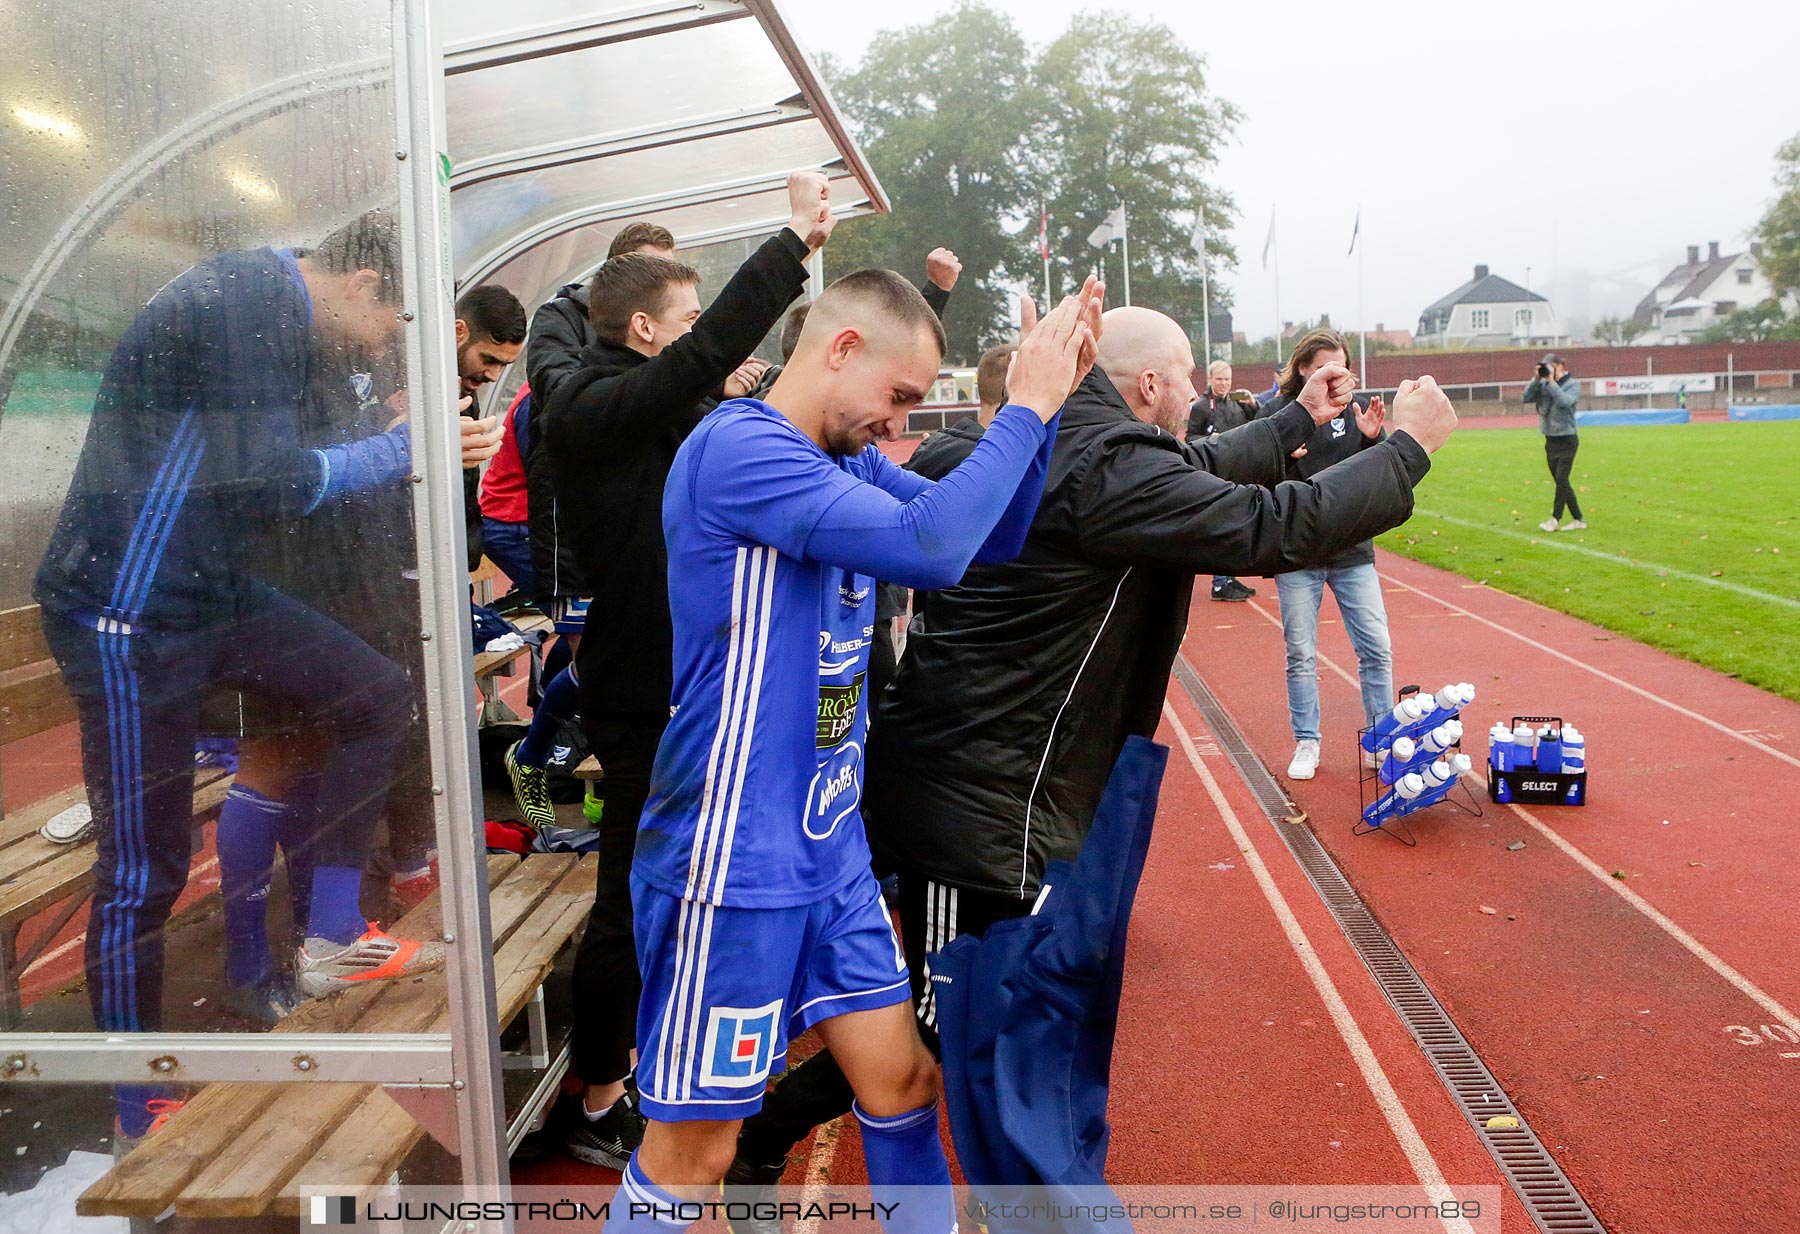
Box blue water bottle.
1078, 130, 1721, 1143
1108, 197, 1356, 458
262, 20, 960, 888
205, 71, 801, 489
1379, 736, 1418, 784
1535, 725, 1564, 774
1489, 724, 1515, 772
1364, 772, 1426, 826
1363, 696, 1425, 752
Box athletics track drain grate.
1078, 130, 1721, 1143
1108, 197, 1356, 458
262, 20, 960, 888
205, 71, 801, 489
1171, 655, 1609, 1234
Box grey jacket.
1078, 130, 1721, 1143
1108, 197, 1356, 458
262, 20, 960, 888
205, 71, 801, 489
1523, 372, 1580, 437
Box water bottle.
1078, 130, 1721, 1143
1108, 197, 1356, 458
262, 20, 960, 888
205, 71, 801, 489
1560, 725, 1585, 774
1363, 696, 1425, 751
1420, 719, 1464, 757
1364, 772, 1425, 825
1432, 683, 1464, 712
1535, 725, 1564, 774
1379, 736, 1418, 784
1489, 724, 1515, 772
1512, 722, 1537, 765
1418, 753, 1474, 808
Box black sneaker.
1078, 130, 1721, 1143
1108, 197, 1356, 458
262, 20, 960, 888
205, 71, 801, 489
724, 1148, 788, 1234
562, 1087, 645, 1169
1211, 579, 1256, 602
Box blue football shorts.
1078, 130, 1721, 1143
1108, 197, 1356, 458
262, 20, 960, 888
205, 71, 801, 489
631, 867, 909, 1122
546, 595, 590, 636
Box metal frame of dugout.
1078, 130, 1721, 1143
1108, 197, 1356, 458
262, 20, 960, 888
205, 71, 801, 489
0, 0, 885, 1223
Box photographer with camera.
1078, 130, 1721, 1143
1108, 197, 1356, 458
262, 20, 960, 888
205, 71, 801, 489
1523, 353, 1585, 531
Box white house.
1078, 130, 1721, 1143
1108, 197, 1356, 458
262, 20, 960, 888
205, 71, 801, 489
1630, 242, 1779, 344
1416, 265, 1565, 348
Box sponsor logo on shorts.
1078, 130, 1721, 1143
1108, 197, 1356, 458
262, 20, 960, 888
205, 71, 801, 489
699, 1000, 782, 1089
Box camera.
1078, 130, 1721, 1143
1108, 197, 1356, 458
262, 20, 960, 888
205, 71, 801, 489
1536, 363, 1550, 378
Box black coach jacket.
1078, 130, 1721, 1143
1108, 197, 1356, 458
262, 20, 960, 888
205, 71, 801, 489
543, 229, 811, 727
523, 282, 595, 599
865, 369, 1430, 898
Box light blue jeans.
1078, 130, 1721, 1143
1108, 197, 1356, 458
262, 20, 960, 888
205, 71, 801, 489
1276, 563, 1393, 742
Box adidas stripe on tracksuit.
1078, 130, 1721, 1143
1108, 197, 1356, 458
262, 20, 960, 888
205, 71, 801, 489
34, 247, 408, 1039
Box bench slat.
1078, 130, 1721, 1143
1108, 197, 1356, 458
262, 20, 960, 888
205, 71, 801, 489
0, 663, 77, 745
0, 605, 51, 675
80, 855, 578, 1218
0, 776, 232, 928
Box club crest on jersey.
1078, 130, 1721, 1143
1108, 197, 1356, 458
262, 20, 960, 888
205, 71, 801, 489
1329, 416, 1347, 438
700, 1000, 782, 1088
349, 371, 377, 409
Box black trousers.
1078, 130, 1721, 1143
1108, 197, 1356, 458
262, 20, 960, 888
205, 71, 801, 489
1545, 435, 1582, 521
734, 872, 1030, 1166
571, 717, 663, 1088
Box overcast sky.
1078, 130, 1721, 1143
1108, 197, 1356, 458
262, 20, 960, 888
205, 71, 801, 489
777, 0, 1794, 341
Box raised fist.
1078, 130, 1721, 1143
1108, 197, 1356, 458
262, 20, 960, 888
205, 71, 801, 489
785, 171, 835, 253
1297, 362, 1357, 425
926, 248, 963, 292
1390, 376, 1458, 454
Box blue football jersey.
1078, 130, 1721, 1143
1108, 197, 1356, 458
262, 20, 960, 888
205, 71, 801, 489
638, 399, 931, 909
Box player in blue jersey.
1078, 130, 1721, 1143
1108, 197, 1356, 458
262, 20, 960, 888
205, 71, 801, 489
605, 272, 1103, 1227
33, 210, 440, 1139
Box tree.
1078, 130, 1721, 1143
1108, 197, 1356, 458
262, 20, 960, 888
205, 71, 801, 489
1756, 133, 1800, 298
1696, 299, 1800, 343
1029, 13, 1240, 349
1590, 315, 1636, 346
820, 4, 1039, 361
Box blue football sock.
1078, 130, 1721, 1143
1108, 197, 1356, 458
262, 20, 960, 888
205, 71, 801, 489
217, 784, 289, 987
306, 866, 369, 946
277, 774, 323, 941
516, 665, 579, 768
604, 1154, 698, 1234
854, 1100, 954, 1234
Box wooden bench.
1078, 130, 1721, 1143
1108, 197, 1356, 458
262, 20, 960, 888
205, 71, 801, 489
0, 604, 231, 1028
79, 851, 596, 1220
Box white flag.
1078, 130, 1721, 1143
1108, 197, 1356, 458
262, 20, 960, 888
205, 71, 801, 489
1261, 210, 1277, 270
1087, 204, 1126, 249
1189, 215, 1207, 256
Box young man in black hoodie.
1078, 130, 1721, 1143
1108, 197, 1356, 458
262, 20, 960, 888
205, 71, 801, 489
538, 173, 836, 1167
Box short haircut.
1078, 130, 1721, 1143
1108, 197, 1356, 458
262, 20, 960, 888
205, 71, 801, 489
976, 345, 1016, 408
780, 301, 812, 361
608, 221, 676, 258
1277, 327, 1351, 401
455, 284, 527, 346
587, 253, 701, 343
810, 269, 946, 357
1207, 359, 1232, 377
308, 208, 401, 302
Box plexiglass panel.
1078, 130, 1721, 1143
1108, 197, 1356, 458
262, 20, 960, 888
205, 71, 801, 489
452, 121, 845, 280
446, 21, 798, 171
0, 0, 488, 1217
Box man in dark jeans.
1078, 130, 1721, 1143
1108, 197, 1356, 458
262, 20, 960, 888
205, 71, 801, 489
538, 174, 836, 1168
1524, 353, 1585, 531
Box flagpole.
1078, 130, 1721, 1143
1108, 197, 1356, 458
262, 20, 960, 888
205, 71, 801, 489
1273, 207, 1283, 366
1119, 201, 1132, 307
1040, 201, 1052, 309
1200, 225, 1212, 365
1357, 205, 1367, 388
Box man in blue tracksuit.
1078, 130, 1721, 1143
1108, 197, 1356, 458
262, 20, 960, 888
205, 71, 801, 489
33, 210, 435, 1138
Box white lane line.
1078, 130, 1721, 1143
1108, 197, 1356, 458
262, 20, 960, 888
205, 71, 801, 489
1235, 598, 1800, 1037
1375, 568, 1800, 772
1408, 509, 1800, 612
1163, 701, 1475, 1234
792, 1118, 844, 1234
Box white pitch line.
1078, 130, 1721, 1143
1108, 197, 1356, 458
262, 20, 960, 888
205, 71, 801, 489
19, 855, 222, 981
1235, 596, 1800, 1037
1163, 701, 1475, 1234
1408, 508, 1800, 612
1376, 569, 1800, 772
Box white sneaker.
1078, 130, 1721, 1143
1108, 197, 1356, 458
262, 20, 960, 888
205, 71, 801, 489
296, 924, 445, 997
1287, 739, 1321, 780
1537, 518, 1559, 532
1561, 519, 1587, 531
40, 801, 94, 844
